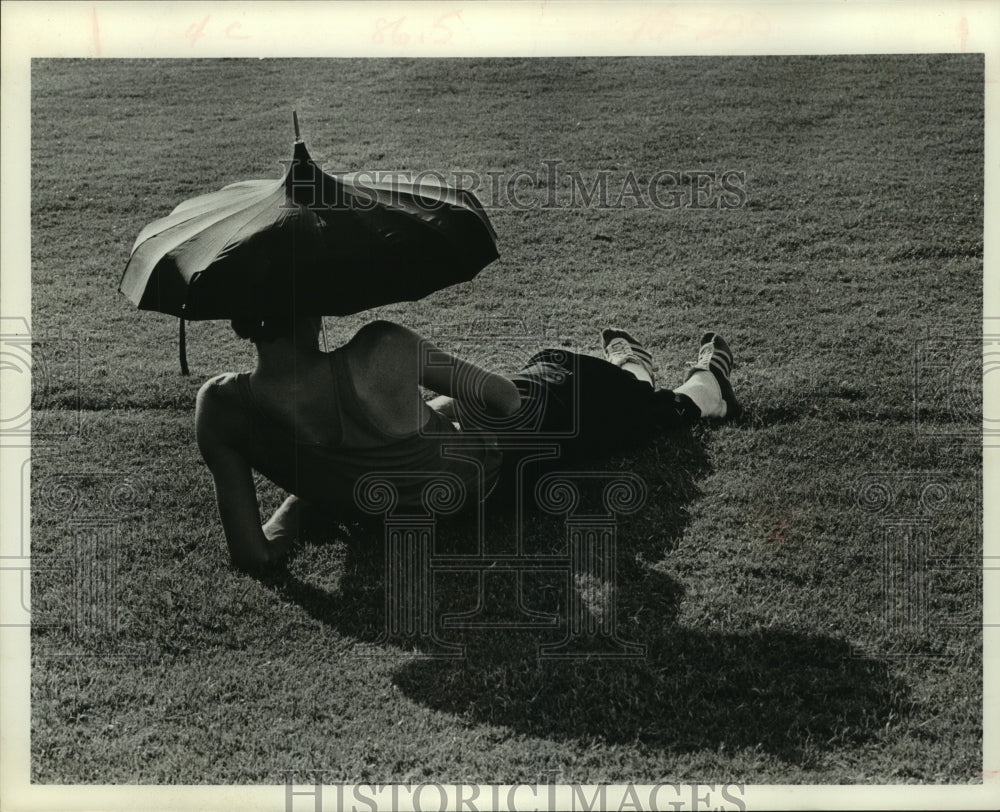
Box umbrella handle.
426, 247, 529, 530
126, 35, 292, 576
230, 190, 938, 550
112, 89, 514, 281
179, 317, 190, 376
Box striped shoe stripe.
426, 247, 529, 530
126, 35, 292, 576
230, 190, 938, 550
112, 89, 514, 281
710, 358, 730, 378
607, 341, 654, 362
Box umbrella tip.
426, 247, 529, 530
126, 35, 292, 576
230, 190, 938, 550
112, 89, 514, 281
293, 111, 301, 142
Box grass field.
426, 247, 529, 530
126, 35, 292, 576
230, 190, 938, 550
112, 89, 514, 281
29, 56, 982, 784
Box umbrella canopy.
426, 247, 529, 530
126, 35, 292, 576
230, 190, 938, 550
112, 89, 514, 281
120, 122, 499, 370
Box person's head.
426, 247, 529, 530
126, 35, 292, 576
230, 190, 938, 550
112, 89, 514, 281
230, 314, 322, 348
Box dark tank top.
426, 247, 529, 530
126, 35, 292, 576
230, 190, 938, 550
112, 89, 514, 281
213, 349, 502, 517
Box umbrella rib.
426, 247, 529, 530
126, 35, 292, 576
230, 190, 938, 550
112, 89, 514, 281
129, 185, 289, 285
168, 187, 293, 278
169, 179, 274, 218
132, 180, 277, 248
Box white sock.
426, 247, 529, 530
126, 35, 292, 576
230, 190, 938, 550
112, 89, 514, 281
621, 361, 653, 387
674, 370, 727, 418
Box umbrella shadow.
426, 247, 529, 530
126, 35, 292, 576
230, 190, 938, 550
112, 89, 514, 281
390, 624, 902, 762
261, 425, 904, 762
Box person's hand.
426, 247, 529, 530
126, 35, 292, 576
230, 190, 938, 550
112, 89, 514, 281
426, 394, 457, 420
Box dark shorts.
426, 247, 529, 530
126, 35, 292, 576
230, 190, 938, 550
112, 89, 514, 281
509, 349, 683, 455
468, 349, 694, 509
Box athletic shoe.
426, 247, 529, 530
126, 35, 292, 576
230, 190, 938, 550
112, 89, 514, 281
685, 332, 741, 418
601, 328, 656, 385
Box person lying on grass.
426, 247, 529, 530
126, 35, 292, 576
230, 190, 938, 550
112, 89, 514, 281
195, 317, 740, 571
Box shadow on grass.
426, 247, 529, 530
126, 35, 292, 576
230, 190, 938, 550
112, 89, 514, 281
391, 627, 898, 759
262, 425, 903, 762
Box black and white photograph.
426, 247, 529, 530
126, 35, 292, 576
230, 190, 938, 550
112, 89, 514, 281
1, 2, 996, 810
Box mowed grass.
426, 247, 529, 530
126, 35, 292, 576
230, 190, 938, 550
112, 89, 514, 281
29, 56, 982, 784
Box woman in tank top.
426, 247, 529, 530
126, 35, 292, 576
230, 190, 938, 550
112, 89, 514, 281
195, 315, 519, 571
196, 315, 739, 571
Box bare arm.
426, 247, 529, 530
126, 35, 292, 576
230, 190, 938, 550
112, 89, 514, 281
195, 381, 281, 571
354, 320, 521, 418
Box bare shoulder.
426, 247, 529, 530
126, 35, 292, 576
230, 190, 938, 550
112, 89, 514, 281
195, 373, 248, 450
345, 321, 423, 385
349, 320, 420, 354
196, 372, 240, 412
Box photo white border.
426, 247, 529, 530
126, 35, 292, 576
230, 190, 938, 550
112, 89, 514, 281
2, 1, 998, 810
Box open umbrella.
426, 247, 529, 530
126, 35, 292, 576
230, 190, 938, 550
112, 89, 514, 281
120, 114, 499, 373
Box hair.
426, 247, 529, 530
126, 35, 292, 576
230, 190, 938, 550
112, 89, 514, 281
230, 314, 299, 344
